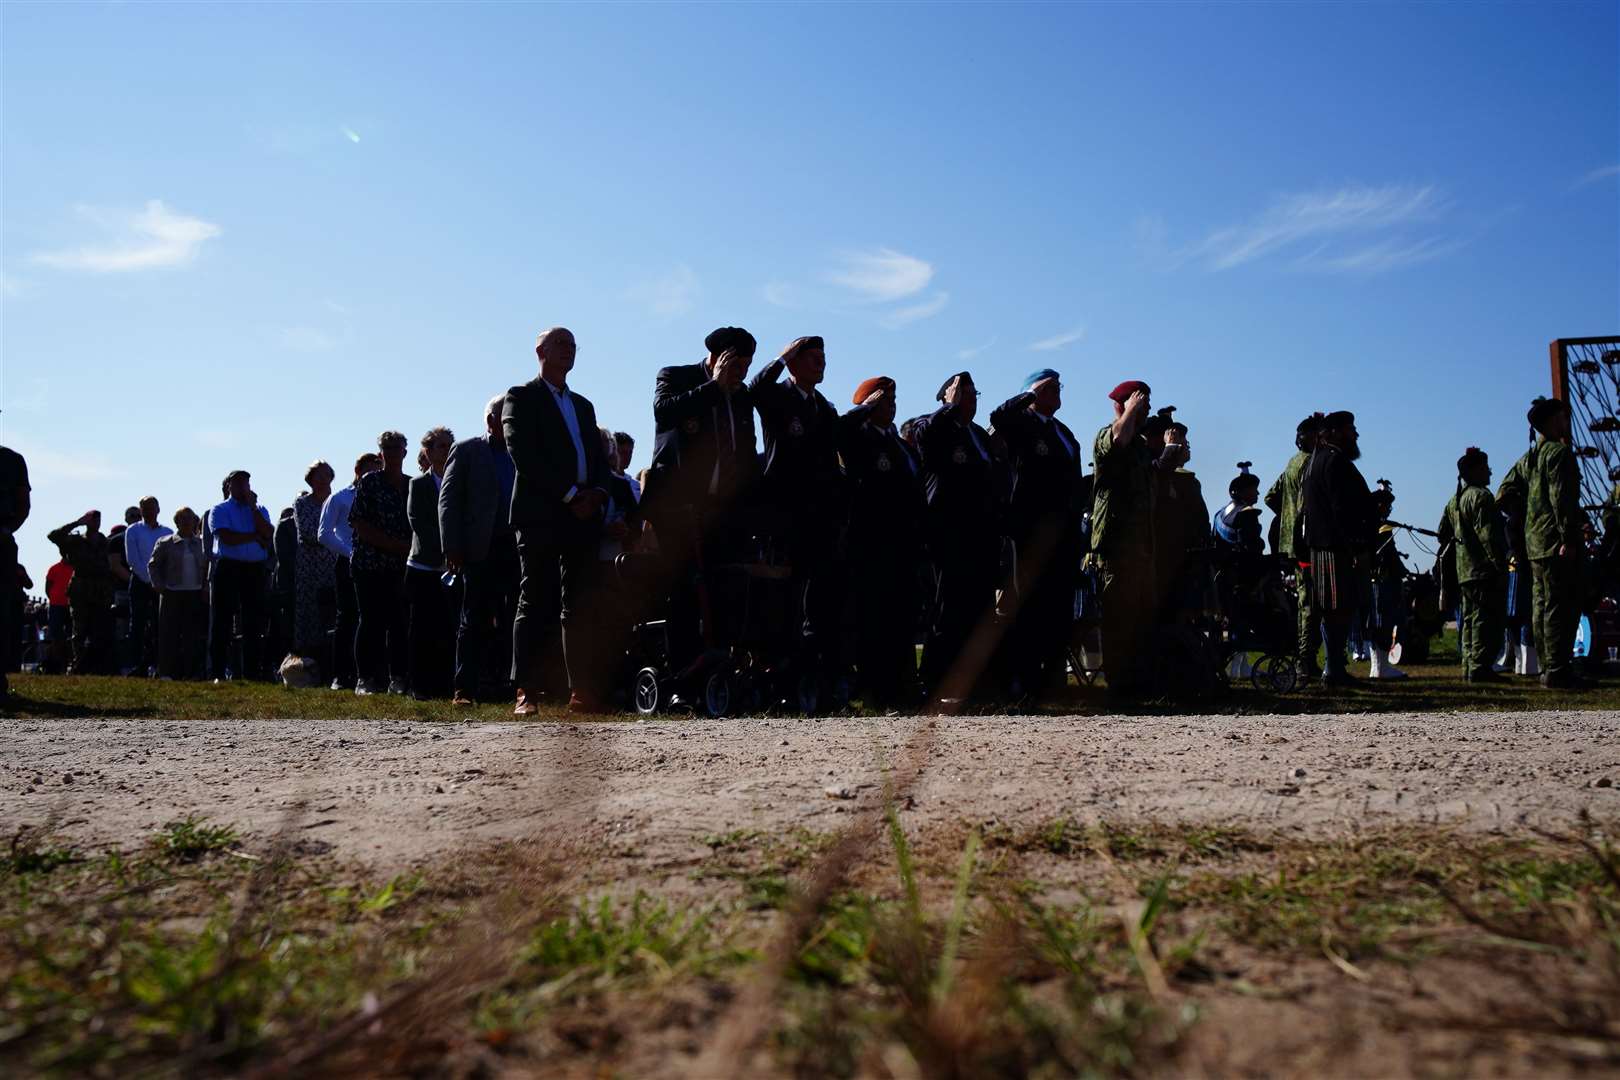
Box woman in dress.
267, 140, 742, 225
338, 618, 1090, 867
293, 461, 337, 664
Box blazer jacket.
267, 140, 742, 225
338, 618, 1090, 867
913, 404, 1000, 539
988, 392, 1085, 541
748, 356, 841, 512
502, 377, 611, 531
439, 435, 504, 563
837, 404, 926, 552
407, 473, 444, 569
644, 361, 759, 522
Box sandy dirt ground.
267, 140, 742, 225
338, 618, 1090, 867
6, 711, 1619, 876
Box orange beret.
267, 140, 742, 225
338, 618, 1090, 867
853, 376, 895, 405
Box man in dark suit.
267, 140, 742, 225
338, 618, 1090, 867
440, 395, 520, 706
503, 327, 612, 714
838, 376, 926, 708
643, 326, 760, 670
990, 369, 1085, 700
913, 371, 1002, 703
749, 335, 844, 676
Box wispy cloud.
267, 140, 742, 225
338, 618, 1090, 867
33, 200, 221, 273
1573, 163, 1620, 188
957, 337, 996, 361
1029, 326, 1087, 351
762, 280, 800, 308
279, 326, 338, 352
1199, 184, 1443, 271
1145, 184, 1451, 274
825, 248, 933, 302
880, 291, 949, 329
631, 264, 699, 317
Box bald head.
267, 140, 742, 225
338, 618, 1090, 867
535, 327, 577, 388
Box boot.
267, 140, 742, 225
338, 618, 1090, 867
1521, 643, 1541, 677
1370, 647, 1408, 679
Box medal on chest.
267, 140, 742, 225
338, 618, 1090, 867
1035, 440, 1050, 457
877, 453, 892, 472
789, 417, 805, 437
952, 447, 968, 465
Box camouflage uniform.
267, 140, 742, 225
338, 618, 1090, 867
1440, 484, 1507, 678
1090, 423, 1156, 692
46, 520, 118, 674
1265, 450, 1319, 675
1523, 439, 1583, 683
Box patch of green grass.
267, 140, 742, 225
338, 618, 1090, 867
694, 826, 836, 911
153, 815, 240, 861
2, 831, 79, 875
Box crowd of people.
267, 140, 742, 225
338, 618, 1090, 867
0, 325, 1604, 709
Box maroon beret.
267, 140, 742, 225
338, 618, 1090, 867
1108, 380, 1150, 403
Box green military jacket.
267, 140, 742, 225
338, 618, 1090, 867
1263, 450, 1310, 561
1524, 439, 1582, 562
46, 522, 116, 601
1090, 422, 1154, 562
1440, 485, 1506, 584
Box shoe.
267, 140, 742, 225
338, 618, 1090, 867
387, 679, 408, 696
1540, 669, 1588, 690
1320, 668, 1361, 688
355, 682, 377, 696
567, 691, 608, 715
451, 693, 475, 707
513, 688, 538, 717
1369, 647, 1408, 680
1465, 669, 1506, 683
330, 679, 348, 691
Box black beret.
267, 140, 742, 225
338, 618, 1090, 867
1526, 396, 1568, 429
704, 327, 756, 357
935, 371, 973, 402
1322, 410, 1355, 428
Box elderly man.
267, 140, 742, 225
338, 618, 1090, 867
1302, 410, 1376, 686
990, 369, 1084, 700
440, 394, 520, 706
750, 335, 844, 680
504, 327, 613, 714
913, 370, 1000, 703
1090, 380, 1156, 695
837, 378, 924, 707
207, 470, 275, 680
319, 453, 381, 690
644, 326, 761, 672
122, 496, 171, 677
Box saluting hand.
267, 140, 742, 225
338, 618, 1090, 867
713, 349, 746, 391
1125, 389, 1149, 420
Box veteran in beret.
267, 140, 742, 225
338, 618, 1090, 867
1089, 379, 1158, 694
989, 369, 1085, 700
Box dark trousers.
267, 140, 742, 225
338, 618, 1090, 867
1099, 555, 1156, 693
788, 517, 845, 675
407, 567, 455, 698
158, 588, 207, 679
128, 576, 158, 674
208, 560, 267, 680
353, 566, 407, 690
1009, 526, 1079, 699
332, 556, 359, 688
513, 519, 602, 700
454, 536, 520, 701
0, 532, 15, 696
920, 531, 999, 699
853, 544, 920, 707
1531, 556, 1580, 678
657, 509, 749, 675
1459, 576, 1506, 677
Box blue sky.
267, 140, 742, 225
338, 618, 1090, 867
3, 2, 1616, 585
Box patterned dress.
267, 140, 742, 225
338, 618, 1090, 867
293, 492, 336, 652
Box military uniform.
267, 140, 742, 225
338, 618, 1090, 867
1523, 438, 1584, 683
915, 403, 1000, 699
46, 519, 118, 674
749, 355, 844, 675
989, 391, 1084, 698
1440, 484, 1507, 679
1265, 450, 1319, 675
1155, 466, 1210, 616
1090, 423, 1156, 692
838, 401, 926, 707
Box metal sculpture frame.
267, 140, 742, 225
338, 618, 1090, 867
1549, 336, 1620, 519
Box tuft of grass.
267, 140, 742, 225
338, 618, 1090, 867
153, 815, 240, 861
2, 830, 79, 875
